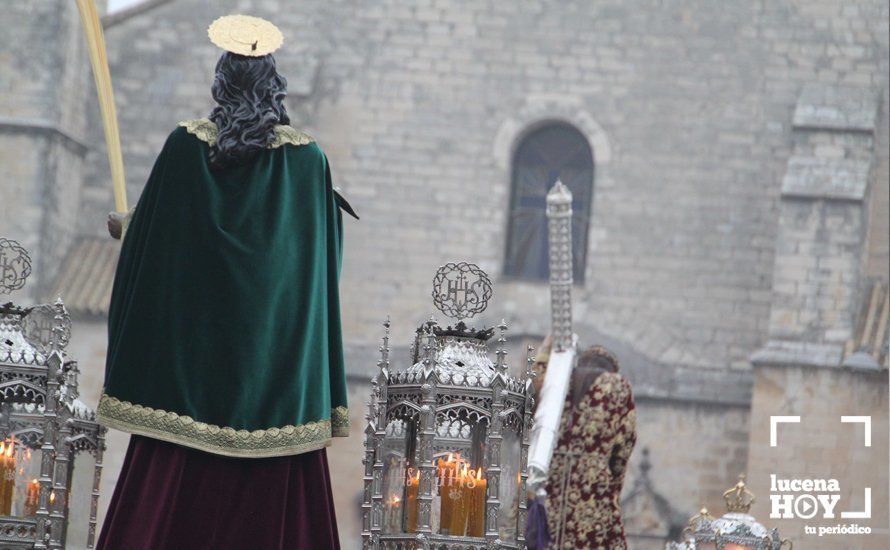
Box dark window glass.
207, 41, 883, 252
504, 123, 593, 282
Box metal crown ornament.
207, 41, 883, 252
724, 474, 756, 514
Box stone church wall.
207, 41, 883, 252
85, 0, 886, 374
0, 0, 94, 301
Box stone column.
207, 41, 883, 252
747, 83, 888, 545
754, 84, 881, 368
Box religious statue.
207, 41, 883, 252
96, 15, 356, 549
537, 342, 637, 549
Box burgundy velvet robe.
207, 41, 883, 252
97, 436, 341, 550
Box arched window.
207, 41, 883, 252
504, 123, 593, 282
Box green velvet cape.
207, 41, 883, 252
97, 119, 355, 458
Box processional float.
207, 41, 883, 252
0, 239, 106, 549
360, 181, 577, 549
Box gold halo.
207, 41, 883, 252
207, 15, 283, 57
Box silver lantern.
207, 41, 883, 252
361, 262, 534, 549
0, 238, 106, 549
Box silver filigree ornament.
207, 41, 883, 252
432, 262, 493, 320
22, 303, 72, 353
0, 238, 32, 295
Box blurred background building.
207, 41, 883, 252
0, 0, 887, 548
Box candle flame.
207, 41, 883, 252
0, 436, 16, 457
50, 491, 56, 504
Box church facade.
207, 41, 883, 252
1, 0, 887, 547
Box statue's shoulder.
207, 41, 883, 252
177, 118, 218, 145
270, 125, 315, 149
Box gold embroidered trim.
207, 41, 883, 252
177, 119, 314, 148
332, 405, 349, 437
269, 124, 315, 148
178, 118, 218, 144
97, 394, 347, 458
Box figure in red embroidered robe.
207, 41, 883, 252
544, 345, 637, 549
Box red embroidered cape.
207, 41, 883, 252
546, 372, 637, 549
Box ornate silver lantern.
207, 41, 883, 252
0, 239, 106, 549
362, 263, 535, 549
666, 476, 791, 550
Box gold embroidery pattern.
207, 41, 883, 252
332, 406, 350, 437
177, 119, 314, 149
97, 394, 347, 458
178, 118, 218, 144
269, 124, 315, 148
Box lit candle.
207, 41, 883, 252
437, 453, 461, 534
0, 439, 15, 516
447, 463, 472, 535
0, 442, 6, 515
404, 470, 420, 532
387, 494, 401, 532
466, 468, 487, 537
24, 479, 39, 517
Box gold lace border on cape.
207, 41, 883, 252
97, 394, 349, 458
178, 118, 315, 148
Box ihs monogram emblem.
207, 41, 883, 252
0, 238, 31, 295
432, 262, 492, 320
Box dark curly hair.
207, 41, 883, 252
208, 52, 290, 170
571, 345, 620, 406
577, 345, 620, 372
